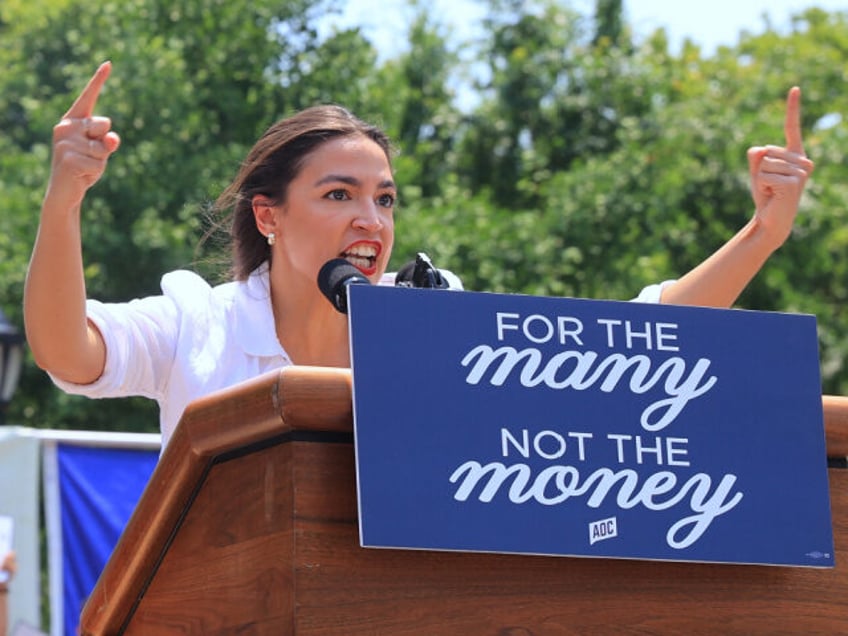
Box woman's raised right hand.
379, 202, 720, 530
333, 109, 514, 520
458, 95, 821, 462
44, 61, 121, 212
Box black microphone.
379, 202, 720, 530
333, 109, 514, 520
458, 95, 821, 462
317, 258, 370, 314
394, 252, 450, 289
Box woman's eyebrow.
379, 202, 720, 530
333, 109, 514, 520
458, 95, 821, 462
313, 175, 396, 190
314, 174, 359, 187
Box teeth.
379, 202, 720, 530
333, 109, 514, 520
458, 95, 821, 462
343, 245, 378, 258
345, 255, 373, 269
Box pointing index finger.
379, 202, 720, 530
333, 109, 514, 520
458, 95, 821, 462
784, 86, 805, 155
63, 61, 112, 120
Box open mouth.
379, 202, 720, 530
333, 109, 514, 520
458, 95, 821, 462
341, 243, 379, 274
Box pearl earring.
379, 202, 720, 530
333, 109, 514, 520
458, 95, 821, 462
267, 232, 276, 246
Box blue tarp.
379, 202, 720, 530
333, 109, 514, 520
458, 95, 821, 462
56, 445, 157, 636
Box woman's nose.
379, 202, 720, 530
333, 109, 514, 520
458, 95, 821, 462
352, 203, 384, 232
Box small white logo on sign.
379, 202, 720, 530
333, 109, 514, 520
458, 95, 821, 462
589, 516, 618, 545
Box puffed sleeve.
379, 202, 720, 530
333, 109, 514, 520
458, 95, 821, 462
630, 280, 675, 303
47, 271, 210, 400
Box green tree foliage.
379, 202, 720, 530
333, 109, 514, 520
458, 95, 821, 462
728, 8, 848, 389
0, 0, 380, 430
400, 3, 848, 393
2, 0, 847, 435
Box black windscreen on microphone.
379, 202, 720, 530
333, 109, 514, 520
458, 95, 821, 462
395, 259, 417, 285
317, 258, 370, 314
394, 252, 450, 289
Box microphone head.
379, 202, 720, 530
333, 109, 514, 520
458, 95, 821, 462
394, 252, 449, 289
317, 258, 370, 314
394, 259, 417, 287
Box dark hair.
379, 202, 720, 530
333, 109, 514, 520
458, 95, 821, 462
212, 105, 393, 280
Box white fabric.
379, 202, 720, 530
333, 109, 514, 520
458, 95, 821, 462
40, 441, 61, 636
52, 263, 289, 447
0, 429, 43, 632
632, 280, 672, 303
51, 263, 668, 447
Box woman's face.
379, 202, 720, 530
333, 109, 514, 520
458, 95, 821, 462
273, 134, 396, 286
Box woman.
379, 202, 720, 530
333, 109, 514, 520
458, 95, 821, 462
24, 62, 813, 447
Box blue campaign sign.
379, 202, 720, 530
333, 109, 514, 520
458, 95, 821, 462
348, 285, 834, 567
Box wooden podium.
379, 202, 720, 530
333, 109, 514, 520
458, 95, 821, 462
80, 366, 848, 635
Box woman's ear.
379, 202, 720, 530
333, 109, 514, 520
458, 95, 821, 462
252, 194, 278, 238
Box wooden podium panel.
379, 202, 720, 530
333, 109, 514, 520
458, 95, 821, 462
80, 367, 848, 635
125, 442, 296, 634
291, 443, 848, 635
